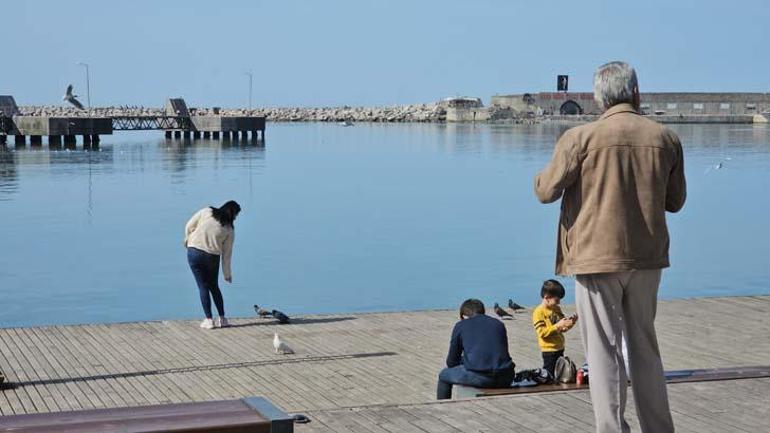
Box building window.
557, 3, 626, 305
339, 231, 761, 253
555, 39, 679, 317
693, 103, 704, 110
666, 103, 677, 109
746, 103, 757, 111
720, 103, 730, 110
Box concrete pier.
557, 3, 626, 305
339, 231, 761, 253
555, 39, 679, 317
0, 135, 6, 145
1, 96, 266, 145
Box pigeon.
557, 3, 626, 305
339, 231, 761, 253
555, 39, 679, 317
254, 304, 272, 318
272, 310, 291, 324
273, 332, 294, 355
62, 84, 84, 110
494, 303, 513, 319
508, 299, 525, 312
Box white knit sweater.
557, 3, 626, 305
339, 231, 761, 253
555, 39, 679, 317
184, 207, 235, 280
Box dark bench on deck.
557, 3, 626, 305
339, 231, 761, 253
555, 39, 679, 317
0, 396, 294, 433
456, 365, 770, 398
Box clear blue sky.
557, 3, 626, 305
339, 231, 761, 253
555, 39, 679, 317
2, 0, 768, 107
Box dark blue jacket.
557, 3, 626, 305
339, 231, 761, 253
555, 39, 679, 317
446, 314, 515, 374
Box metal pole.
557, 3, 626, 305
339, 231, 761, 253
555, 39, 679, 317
77, 62, 91, 110
245, 71, 253, 110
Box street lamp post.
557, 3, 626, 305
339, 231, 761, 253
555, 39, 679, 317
76, 62, 91, 110
244, 71, 253, 110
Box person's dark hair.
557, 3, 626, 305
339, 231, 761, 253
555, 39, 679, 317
210, 200, 241, 228
459, 298, 485, 319
541, 279, 566, 299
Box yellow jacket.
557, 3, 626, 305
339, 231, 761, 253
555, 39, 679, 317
532, 304, 565, 352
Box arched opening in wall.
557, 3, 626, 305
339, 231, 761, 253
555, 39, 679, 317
560, 100, 583, 115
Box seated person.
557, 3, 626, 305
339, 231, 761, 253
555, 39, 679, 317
437, 298, 515, 399
532, 279, 576, 378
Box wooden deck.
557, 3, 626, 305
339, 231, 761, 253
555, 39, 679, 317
1, 295, 768, 431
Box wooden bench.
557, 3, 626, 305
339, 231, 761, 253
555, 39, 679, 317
0, 396, 294, 433
456, 365, 770, 398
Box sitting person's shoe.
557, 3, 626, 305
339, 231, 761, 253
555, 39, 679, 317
217, 317, 230, 328
200, 318, 215, 329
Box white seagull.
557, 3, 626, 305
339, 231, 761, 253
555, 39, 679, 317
273, 332, 294, 355
62, 84, 84, 110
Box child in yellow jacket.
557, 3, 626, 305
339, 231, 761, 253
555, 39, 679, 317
532, 279, 577, 377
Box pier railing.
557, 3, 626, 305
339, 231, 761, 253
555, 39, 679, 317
112, 116, 192, 131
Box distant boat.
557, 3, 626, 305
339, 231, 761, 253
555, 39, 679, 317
339, 120, 354, 127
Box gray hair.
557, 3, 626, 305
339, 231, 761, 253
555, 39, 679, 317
593, 61, 638, 109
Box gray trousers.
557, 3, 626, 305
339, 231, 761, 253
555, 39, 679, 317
575, 269, 675, 433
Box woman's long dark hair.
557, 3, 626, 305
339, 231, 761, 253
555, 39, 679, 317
210, 200, 241, 228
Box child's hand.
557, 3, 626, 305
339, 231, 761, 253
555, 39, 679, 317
555, 318, 571, 332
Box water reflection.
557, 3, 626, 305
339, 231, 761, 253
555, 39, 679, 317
0, 148, 18, 200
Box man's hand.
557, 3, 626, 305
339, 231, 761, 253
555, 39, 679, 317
225, 276, 232, 283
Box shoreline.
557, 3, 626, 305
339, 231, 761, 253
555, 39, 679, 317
13, 105, 769, 124
2, 291, 768, 330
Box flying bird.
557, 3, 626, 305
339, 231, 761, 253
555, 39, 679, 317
508, 299, 525, 312
273, 332, 294, 355
704, 157, 732, 174
254, 304, 272, 318
494, 303, 513, 320
62, 84, 84, 110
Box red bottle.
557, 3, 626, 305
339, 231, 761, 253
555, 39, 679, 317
576, 369, 585, 385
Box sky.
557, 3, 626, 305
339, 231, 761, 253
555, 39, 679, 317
1, 0, 768, 108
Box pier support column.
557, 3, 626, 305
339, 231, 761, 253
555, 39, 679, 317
82, 135, 92, 145
182, 131, 191, 139
242, 131, 250, 140
174, 131, 181, 139
64, 135, 76, 146
48, 135, 61, 146
193, 131, 201, 139
0, 135, 6, 145
222, 131, 231, 141
92, 135, 100, 144
30, 135, 42, 146
212, 131, 220, 139
203, 131, 211, 139
15, 135, 25, 146
165, 131, 172, 139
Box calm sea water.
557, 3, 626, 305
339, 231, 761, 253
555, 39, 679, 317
1, 123, 769, 327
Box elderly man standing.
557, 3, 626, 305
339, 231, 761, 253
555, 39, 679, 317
535, 61, 686, 433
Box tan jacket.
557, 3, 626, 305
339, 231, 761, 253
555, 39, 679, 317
535, 103, 686, 276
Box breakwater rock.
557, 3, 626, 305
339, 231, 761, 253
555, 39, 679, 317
17, 103, 450, 123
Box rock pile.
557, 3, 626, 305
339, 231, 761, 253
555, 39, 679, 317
16, 103, 449, 122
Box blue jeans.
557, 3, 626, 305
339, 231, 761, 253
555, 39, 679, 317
187, 247, 225, 319
437, 365, 515, 400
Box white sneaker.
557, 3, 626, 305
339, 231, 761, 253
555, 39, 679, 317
217, 317, 230, 328
200, 318, 214, 329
